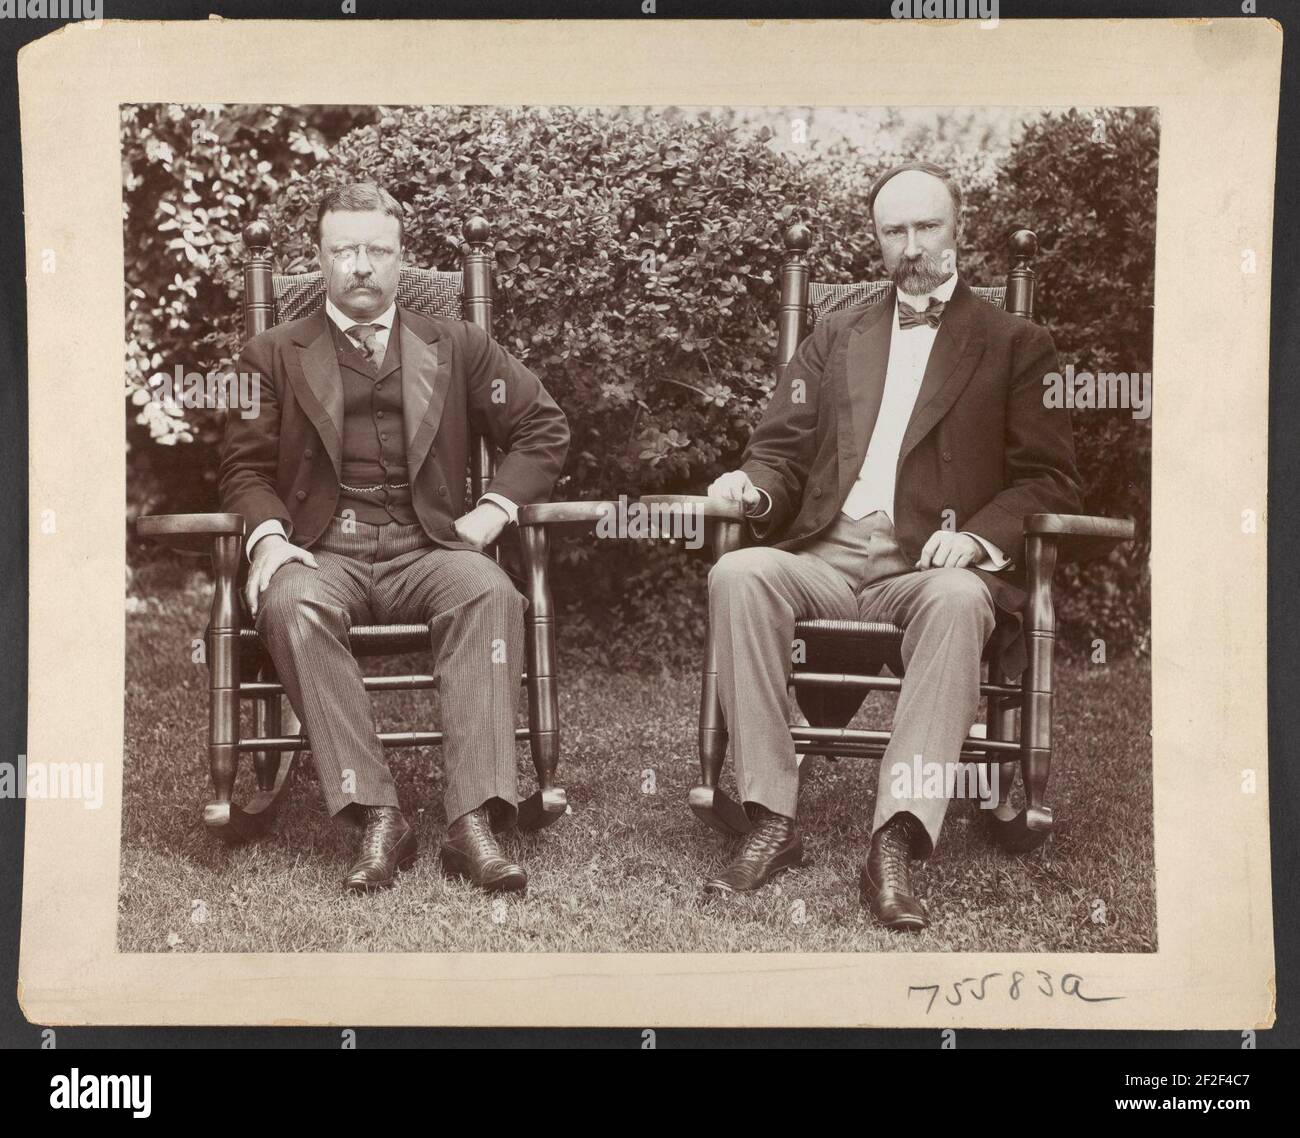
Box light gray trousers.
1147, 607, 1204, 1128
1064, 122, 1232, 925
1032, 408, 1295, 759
708, 511, 995, 854
256, 516, 526, 824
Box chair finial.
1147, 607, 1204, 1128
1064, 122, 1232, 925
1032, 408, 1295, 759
1009, 228, 1038, 258
242, 219, 272, 252
783, 222, 812, 253
463, 216, 492, 246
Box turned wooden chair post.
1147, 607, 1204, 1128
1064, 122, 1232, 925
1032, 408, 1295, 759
776, 222, 812, 376
1005, 228, 1038, 319
205, 532, 243, 830
1020, 533, 1058, 837
462, 215, 496, 509
242, 220, 275, 339
521, 524, 561, 823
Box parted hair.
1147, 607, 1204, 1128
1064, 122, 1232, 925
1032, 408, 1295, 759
315, 182, 405, 246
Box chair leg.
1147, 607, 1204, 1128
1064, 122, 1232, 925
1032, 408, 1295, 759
519, 525, 567, 831
223, 685, 298, 840
689, 520, 751, 836
253, 684, 280, 792
203, 534, 245, 841
991, 536, 1056, 853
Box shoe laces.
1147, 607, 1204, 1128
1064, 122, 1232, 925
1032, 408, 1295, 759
461, 809, 503, 859
360, 808, 397, 861
879, 821, 913, 892
740, 812, 791, 858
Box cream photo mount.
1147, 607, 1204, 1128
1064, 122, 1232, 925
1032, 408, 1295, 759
18, 17, 1278, 1028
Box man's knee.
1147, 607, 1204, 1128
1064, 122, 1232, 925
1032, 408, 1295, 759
708, 547, 778, 598
451, 555, 524, 615
256, 566, 337, 634
919, 568, 996, 629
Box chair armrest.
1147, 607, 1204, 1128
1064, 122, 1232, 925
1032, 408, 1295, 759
518, 500, 629, 533
638, 494, 746, 560
1024, 513, 1136, 566
637, 494, 745, 523
1025, 514, 1135, 540
134, 512, 245, 555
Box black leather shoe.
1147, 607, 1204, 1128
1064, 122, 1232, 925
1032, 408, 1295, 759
343, 806, 417, 893
703, 805, 803, 895
440, 807, 527, 893
859, 813, 929, 931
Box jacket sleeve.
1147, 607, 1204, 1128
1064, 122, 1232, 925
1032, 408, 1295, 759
962, 322, 1083, 565
463, 324, 570, 506
217, 333, 292, 538
739, 315, 833, 539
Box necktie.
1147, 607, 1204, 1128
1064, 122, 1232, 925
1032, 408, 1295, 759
897, 297, 945, 330
346, 323, 382, 367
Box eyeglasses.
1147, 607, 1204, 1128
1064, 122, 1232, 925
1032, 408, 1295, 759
324, 244, 400, 267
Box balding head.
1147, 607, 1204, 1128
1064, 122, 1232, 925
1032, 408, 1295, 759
869, 163, 962, 294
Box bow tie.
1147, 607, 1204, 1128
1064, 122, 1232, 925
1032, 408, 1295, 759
897, 297, 946, 330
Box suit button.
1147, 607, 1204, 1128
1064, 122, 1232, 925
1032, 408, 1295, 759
380, 433, 388, 441
942, 451, 953, 462
812, 486, 822, 498
438, 486, 448, 497
376, 411, 385, 419
296, 490, 307, 501
304, 448, 313, 459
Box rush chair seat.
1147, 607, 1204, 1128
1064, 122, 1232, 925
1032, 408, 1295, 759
136, 217, 613, 843
644, 224, 1135, 854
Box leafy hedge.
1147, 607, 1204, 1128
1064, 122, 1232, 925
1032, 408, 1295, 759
124, 104, 1155, 661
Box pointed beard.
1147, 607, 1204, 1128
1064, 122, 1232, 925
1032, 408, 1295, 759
891, 254, 953, 295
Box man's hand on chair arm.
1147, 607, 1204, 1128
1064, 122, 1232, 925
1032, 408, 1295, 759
707, 470, 769, 516
453, 498, 511, 550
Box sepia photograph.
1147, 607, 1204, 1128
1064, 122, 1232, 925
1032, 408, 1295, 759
120, 101, 1154, 955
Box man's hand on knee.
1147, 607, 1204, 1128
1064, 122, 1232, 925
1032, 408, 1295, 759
915, 530, 982, 570
246, 535, 318, 617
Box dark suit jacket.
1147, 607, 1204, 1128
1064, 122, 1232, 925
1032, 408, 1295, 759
219, 306, 569, 553
740, 279, 1081, 663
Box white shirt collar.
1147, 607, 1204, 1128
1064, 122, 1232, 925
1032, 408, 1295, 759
896, 272, 959, 312
325, 298, 397, 334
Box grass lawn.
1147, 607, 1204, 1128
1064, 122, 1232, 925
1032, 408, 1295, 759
119, 568, 1155, 954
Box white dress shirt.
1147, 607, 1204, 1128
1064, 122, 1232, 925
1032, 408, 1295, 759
245, 301, 518, 559
749, 273, 1007, 571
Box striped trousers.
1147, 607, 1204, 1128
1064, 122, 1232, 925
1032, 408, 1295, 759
256, 516, 525, 824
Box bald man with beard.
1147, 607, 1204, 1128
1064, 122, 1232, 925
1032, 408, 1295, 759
702, 162, 1081, 929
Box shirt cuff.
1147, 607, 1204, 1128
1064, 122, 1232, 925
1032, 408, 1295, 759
744, 487, 773, 520
246, 519, 288, 562
962, 531, 1010, 572
478, 493, 519, 525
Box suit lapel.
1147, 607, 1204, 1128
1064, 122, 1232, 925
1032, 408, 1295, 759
288, 311, 344, 476
398, 308, 450, 482
898, 279, 987, 465
835, 292, 894, 499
